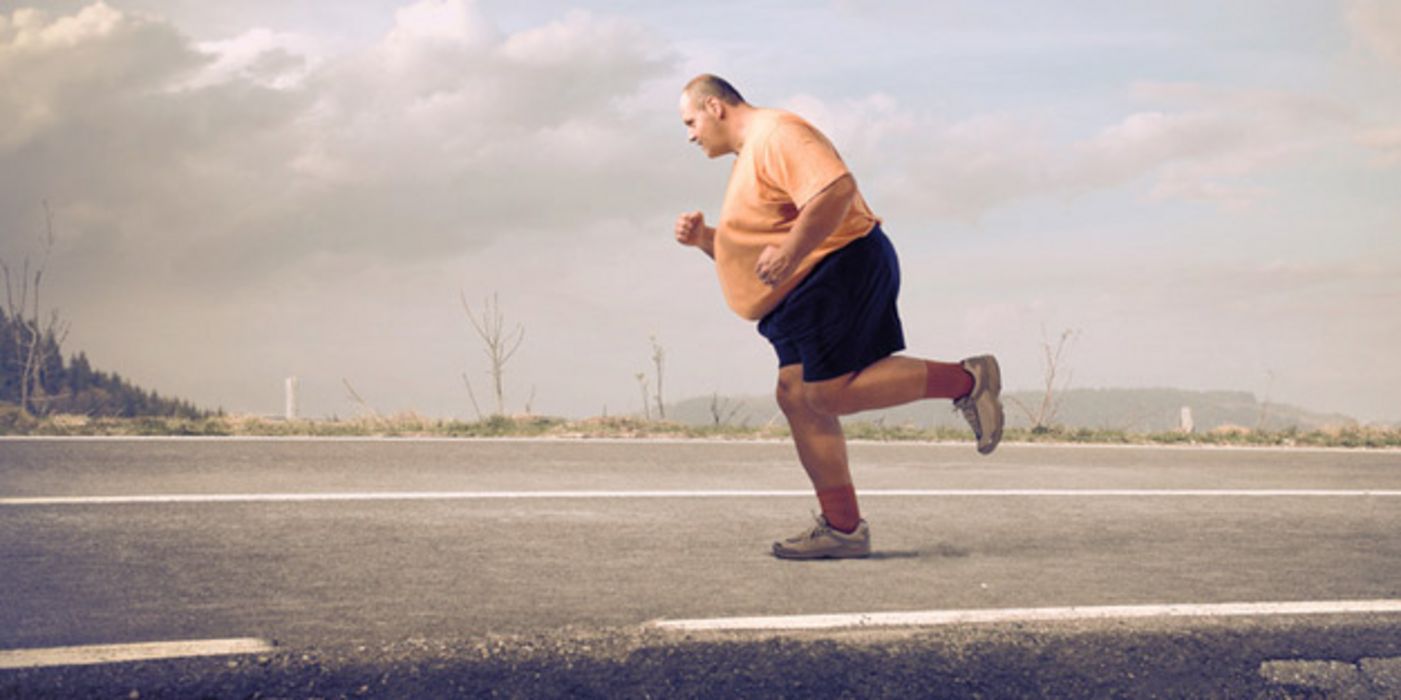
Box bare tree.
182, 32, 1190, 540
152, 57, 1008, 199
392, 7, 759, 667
1, 202, 70, 417
342, 378, 382, 422
1255, 367, 1275, 431
1007, 327, 1079, 432
461, 292, 524, 417
709, 391, 744, 427
460, 372, 484, 421
650, 334, 666, 420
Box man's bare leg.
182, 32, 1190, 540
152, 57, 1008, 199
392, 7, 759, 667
772, 364, 871, 555
803, 353, 1004, 455
804, 355, 970, 417
776, 364, 851, 490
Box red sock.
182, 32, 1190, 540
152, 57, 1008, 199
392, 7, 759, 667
816, 484, 861, 534
924, 360, 974, 400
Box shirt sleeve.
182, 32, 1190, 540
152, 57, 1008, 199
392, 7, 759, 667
757, 120, 851, 209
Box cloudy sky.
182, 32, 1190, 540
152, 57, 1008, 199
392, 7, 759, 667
2, 0, 1399, 423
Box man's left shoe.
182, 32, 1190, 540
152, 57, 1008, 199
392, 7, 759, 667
772, 514, 871, 560
955, 354, 1004, 455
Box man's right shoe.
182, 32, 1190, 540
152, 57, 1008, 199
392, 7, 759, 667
955, 354, 1004, 455
772, 514, 871, 560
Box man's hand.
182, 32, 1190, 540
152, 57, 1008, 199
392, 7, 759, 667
755, 244, 798, 287
754, 174, 859, 288
674, 210, 716, 258
675, 211, 704, 246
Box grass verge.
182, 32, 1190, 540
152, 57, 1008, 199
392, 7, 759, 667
2, 407, 1399, 448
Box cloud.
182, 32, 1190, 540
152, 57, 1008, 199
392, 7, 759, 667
258, 2, 683, 274
783, 81, 1356, 221
1346, 0, 1401, 67
0, 3, 202, 150
1357, 125, 1401, 166
1089, 84, 1353, 206
386, 0, 496, 47
0, 0, 683, 300
1342, 2, 1401, 169
182, 28, 324, 90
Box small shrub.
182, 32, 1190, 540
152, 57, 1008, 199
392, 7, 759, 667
0, 405, 40, 435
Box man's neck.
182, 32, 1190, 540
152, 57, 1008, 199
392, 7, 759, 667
728, 103, 759, 154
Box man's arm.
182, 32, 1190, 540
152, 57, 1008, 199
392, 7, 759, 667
754, 173, 856, 287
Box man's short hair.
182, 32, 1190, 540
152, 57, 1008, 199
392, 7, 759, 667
684, 74, 746, 107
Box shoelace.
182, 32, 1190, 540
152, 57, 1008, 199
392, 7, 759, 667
781, 524, 827, 544
953, 398, 982, 438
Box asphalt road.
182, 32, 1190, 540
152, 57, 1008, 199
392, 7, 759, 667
2, 437, 1400, 698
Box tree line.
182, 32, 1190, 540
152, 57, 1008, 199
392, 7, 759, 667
0, 307, 205, 419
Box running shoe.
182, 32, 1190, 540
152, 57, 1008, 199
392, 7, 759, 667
772, 513, 871, 560
955, 354, 1004, 455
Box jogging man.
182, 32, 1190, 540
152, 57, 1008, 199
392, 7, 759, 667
674, 74, 1005, 559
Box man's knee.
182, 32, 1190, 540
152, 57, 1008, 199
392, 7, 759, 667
775, 371, 806, 415
803, 379, 851, 417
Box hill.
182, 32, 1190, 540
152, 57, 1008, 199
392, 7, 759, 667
665, 387, 1359, 433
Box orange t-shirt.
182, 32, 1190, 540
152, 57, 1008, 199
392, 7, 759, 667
715, 109, 879, 320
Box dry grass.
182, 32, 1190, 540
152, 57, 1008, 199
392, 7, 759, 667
3, 406, 1398, 448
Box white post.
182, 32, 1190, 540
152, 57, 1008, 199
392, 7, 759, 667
1179, 406, 1194, 434
285, 376, 300, 420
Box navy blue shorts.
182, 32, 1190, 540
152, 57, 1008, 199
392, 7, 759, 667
757, 225, 906, 382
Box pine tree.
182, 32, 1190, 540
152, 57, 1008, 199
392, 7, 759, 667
38, 331, 64, 398
69, 352, 93, 394
0, 309, 18, 403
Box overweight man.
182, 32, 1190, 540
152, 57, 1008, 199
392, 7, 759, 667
674, 74, 1005, 559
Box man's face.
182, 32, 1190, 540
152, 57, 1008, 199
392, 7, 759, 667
679, 92, 726, 159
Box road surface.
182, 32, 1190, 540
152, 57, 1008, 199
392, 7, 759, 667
2, 437, 1399, 697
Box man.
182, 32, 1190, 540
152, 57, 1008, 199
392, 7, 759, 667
675, 74, 1004, 560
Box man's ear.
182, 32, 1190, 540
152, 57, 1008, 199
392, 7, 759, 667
704, 95, 726, 119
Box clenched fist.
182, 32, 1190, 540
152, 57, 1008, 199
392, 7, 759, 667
674, 210, 715, 258
674, 211, 705, 247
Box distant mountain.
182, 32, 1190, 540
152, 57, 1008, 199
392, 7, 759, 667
665, 388, 1358, 433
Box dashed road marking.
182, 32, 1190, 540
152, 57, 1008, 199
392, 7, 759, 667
2, 489, 1400, 507
0, 638, 275, 670
651, 600, 1401, 632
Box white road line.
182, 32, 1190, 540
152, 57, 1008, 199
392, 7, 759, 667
3, 488, 1400, 507
0, 638, 275, 670
651, 600, 1401, 632
0, 434, 1393, 453
0, 435, 792, 446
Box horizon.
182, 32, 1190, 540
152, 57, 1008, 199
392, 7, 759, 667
2, 1, 1398, 424
215, 384, 1370, 429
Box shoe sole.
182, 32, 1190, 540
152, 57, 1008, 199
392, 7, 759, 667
977, 355, 1004, 456
772, 546, 872, 560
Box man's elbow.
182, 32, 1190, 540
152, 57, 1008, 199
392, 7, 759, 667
833, 173, 857, 197
829, 174, 858, 213
813, 174, 857, 210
